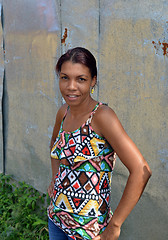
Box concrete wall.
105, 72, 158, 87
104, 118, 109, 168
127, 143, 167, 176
0, 0, 167, 239
1, 0, 62, 189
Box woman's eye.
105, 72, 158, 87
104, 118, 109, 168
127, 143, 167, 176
79, 77, 86, 82
60, 76, 68, 80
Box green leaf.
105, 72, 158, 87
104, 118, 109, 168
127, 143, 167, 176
32, 219, 47, 227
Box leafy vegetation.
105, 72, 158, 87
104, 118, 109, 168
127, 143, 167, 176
0, 173, 49, 239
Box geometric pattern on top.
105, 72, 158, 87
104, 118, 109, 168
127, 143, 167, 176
48, 102, 116, 240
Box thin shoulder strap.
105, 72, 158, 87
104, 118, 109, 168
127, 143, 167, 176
63, 106, 69, 120
60, 106, 69, 130
86, 102, 103, 125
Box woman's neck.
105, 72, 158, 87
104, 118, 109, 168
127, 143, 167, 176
68, 97, 97, 117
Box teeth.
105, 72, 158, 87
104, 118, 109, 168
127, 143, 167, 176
68, 95, 77, 97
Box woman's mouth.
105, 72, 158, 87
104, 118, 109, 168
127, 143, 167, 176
66, 95, 79, 100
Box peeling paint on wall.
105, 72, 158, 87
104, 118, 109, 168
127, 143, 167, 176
152, 40, 168, 56
162, 42, 168, 56
152, 20, 168, 57
61, 27, 68, 45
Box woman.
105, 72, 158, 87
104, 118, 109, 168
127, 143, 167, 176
47, 47, 152, 240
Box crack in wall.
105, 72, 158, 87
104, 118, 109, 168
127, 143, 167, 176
2, 70, 6, 174
97, 0, 101, 101
1, 2, 6, 174
59, 0, 63, 55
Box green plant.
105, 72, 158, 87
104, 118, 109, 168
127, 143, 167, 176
0, 173, 49, 239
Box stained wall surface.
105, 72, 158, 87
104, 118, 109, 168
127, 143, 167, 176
0, 0, 167, 239
2, 0, 62, 190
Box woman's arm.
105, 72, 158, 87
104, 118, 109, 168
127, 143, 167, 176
48, 104, 67, 198
92, 106, 152, 240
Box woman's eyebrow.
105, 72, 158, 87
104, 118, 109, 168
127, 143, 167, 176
60, 72, 68, 75
60, 73, 89, 78
77, 74, 88, 78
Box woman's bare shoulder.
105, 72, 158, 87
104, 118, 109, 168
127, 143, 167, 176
56, 103, 68, 121
95, 104, 118, 122
91, 103, 120, 138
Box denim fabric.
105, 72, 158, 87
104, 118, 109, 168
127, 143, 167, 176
48, 218, 73, 240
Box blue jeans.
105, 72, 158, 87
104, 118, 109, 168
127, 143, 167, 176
48, 218, 73, 240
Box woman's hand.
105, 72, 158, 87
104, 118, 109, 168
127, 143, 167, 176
93, 218, 121, 240
93, 226, 120, 240
47, 180, 54, 198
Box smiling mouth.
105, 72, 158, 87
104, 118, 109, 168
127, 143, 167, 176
67, 95, 79, 98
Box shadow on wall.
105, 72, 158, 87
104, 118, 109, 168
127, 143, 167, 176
124, 192, 168, 240
112, 175, 168, 240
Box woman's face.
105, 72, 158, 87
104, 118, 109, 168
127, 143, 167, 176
59, 61, 96, 107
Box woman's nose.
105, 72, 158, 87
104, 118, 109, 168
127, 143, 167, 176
68, 79, 77, 90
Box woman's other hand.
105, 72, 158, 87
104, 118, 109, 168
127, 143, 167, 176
93, 220, 120, 240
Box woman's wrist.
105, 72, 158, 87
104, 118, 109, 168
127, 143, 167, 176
110, 215, 122, 229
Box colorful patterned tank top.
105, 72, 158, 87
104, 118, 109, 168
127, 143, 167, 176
48, 102, 116, 240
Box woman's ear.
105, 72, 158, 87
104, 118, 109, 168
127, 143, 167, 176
91, 76, 97, 87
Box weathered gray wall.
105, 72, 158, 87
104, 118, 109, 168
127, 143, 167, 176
1, 0, 62, 190
0, 0, 167, 239
98, 1, 168, 239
